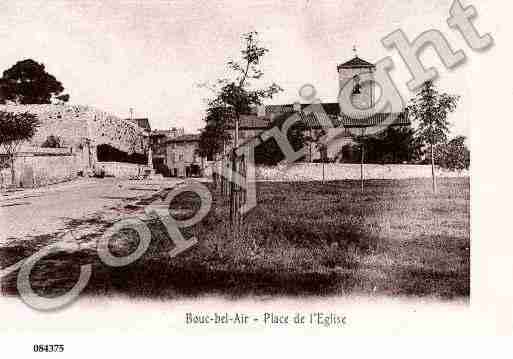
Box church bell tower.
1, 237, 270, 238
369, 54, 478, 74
337, 47, 376, 110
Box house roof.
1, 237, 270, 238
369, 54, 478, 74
337, 56, 375, 70
265, 103, 340, 117
127, 118, 151, 131
218, 102, 409, 131
166, 134, 201, 143
295, 111, 409, 129
338, 112, 410, 128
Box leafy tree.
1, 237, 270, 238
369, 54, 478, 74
354, 126, 422, 164
428, 135, 470, 170
408, 81, 459, 193
0, 111, 40, 186
0, 59, 69, 104
254, 112, 306, 165
197, 99, 232, 161
201, 31, 282, 157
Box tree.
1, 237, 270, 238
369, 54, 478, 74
428, 135, 470, 171
408, 81, 459, 193
353, 126, 423, 164
0, 59, 69, 104
254, 112, 305, 165
197, 99, 232, 161
0, 111, 40, 186
203, 31, 282, 228
202, 31, 282, 154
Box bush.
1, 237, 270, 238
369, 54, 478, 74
437, 136, 470, 170
254, 113, 306, 166
425, 136, 470, 170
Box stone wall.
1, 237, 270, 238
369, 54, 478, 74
256, 163, 469, 182
98, 162, 150, 178
0, 148, 78, 188
0, 104, 148, 156
0, 104, 150, 186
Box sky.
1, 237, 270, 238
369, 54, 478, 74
0, 0, 505, 138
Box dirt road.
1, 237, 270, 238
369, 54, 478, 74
0, 178, 183, 244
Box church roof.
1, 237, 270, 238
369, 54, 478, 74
216, 100, 409, 131
337, 56, 375, 70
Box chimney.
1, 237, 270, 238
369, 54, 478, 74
257, 104, 266, 117
293, 101, 301, 112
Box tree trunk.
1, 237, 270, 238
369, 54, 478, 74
431, 143, 437, 194
361, 143, 365, 193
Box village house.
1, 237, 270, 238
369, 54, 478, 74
165, 134, 203, 177
149, 127, 184, 172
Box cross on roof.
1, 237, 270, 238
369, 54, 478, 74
353, 45, 358, 58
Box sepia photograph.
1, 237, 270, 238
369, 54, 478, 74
0, 0, 510, 355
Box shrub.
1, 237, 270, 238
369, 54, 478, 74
424, 136, 470, 170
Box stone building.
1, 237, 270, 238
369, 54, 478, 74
0, 104, 150, 186
150, 127, 184, 171
165, 134, 203, 177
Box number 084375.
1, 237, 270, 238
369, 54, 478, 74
33, 345, 64, 353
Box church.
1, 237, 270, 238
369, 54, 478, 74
226, 54, 410, 162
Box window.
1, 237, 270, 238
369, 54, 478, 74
352, 74, 361, 94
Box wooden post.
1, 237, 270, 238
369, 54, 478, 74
223, 158, 230, 196
360, 143, 364, 193
229, 151, 241, 234
220, 143, 225, 196
431, 143, 437, 194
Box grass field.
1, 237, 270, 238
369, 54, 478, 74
1, 178, 470, 300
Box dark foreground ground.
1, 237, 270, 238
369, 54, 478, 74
1, 178, 470, 300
